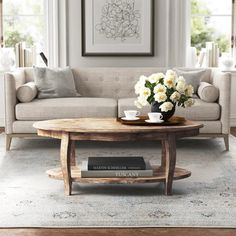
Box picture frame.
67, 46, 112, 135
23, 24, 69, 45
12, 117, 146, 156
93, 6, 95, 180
81, 0, 154, 56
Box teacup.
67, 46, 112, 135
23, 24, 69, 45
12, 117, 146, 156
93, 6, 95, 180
148, 112, 163, 122
124, 110, 140, 120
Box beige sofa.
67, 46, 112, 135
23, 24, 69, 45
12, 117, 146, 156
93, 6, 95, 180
4, 67, 231, 150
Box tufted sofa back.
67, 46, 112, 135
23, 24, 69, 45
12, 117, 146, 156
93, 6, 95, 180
72, 68, 167, 98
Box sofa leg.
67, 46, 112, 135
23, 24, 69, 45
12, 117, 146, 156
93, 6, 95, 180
223, 134, 229, 151
6, 135, 12, 151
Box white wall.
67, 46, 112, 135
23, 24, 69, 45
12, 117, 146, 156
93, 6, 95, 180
65, 0, 189, 68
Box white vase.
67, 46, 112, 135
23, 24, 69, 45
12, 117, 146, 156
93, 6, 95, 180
220, 53, 234, 71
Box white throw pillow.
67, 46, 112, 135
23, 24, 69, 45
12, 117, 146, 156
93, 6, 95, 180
33, 67, 80, 99
16, 82, 38, 103
198, 82, 219, 103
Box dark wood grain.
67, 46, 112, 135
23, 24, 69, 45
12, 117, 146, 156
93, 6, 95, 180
0, 227, 235, 236
164, 134, 176, 195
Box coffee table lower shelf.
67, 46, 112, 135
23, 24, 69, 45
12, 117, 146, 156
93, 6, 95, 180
46, 165, 191, 184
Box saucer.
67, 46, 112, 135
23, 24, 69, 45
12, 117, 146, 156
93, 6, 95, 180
121, 117, 140, 121
145, 119, 164, 123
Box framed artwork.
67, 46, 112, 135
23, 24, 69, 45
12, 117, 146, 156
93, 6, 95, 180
81, 0, 154, 56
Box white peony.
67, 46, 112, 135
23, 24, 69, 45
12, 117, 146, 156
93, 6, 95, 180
170, 91, 181, 103
177, 76, 185, 83
166, 70, 176, 78
159, 102, 174, 112
185, 84, 194, 97
154, 92, 167, 103
154, 84, 167, 94
176, 81, 186, 93
137, 96, 148, 106
140, 87, 151, 98
164, 76, 175, 89
184, 98, 195, 108
134, 75, 147, 94
148, 73, 165, 84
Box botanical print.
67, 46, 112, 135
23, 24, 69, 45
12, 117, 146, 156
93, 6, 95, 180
95, 0, 141, 42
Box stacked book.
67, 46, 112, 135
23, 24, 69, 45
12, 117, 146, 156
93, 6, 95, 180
81, 156, 153, 178
15, 42, 37, 67
197, 42, 220, 68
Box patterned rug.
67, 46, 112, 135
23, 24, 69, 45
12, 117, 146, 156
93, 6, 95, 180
0, 134, 236, 227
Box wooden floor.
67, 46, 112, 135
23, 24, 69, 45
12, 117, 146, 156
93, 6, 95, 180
231, 127, 236, 137
0, 228, 235, 236
0, 127, 4, 134
0, 127, 235, 235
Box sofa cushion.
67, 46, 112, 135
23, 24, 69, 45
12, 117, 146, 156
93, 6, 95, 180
16, 82, 38, 103
198, 82, 219, 103
16, 97, 117, 121
118, 98, 220, 121
173, 68, 211, 94
33, 67, 79, 99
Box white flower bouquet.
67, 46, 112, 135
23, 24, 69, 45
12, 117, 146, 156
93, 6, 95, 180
134, 70, 194, 119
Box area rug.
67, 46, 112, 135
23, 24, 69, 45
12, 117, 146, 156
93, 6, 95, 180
0, 133, 236, 227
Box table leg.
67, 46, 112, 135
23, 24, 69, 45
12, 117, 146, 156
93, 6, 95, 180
60, 132, 72, 196
69, 140, 76, 166
161, 140, 166, 168
163, 135, 176, 196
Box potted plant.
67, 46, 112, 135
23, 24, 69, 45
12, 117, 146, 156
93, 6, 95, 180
134, 70, 195, 121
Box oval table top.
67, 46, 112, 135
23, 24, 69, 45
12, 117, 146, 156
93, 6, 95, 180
33, 117, 203, 134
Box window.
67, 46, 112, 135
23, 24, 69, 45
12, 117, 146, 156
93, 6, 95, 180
2, 0, 48, 66
191, 0, 232, 54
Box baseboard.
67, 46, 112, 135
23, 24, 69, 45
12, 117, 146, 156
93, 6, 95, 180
0, 118, 4, 127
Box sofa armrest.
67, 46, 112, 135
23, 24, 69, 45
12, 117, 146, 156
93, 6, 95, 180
211, 69, 231, 134
4, 69, 25, 134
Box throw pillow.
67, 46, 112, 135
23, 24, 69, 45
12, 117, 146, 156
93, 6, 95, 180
198, 82, 219, 103
16, 82, 38, 103
173, 68, 211, 94
33, 67, 79, 99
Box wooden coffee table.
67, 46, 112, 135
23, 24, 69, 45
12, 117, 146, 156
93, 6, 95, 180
33, 118, 203, 196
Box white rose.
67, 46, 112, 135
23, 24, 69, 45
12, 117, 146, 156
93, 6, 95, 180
164, 76, 175, 89
160, 102, 174, 112
176, 81, 186, 93
154, 84, 167, 94
154, 92, 167, 103
170, 91, 181, 103
184, 98, 195, 108
185, 84, 194, 97
177, 76, 185, 83
137, 96, 148, 106
140, 87, 151, 98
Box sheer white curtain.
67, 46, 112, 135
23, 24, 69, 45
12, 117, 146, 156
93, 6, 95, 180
0, 0, 2, 48
232, 0, 236, 65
